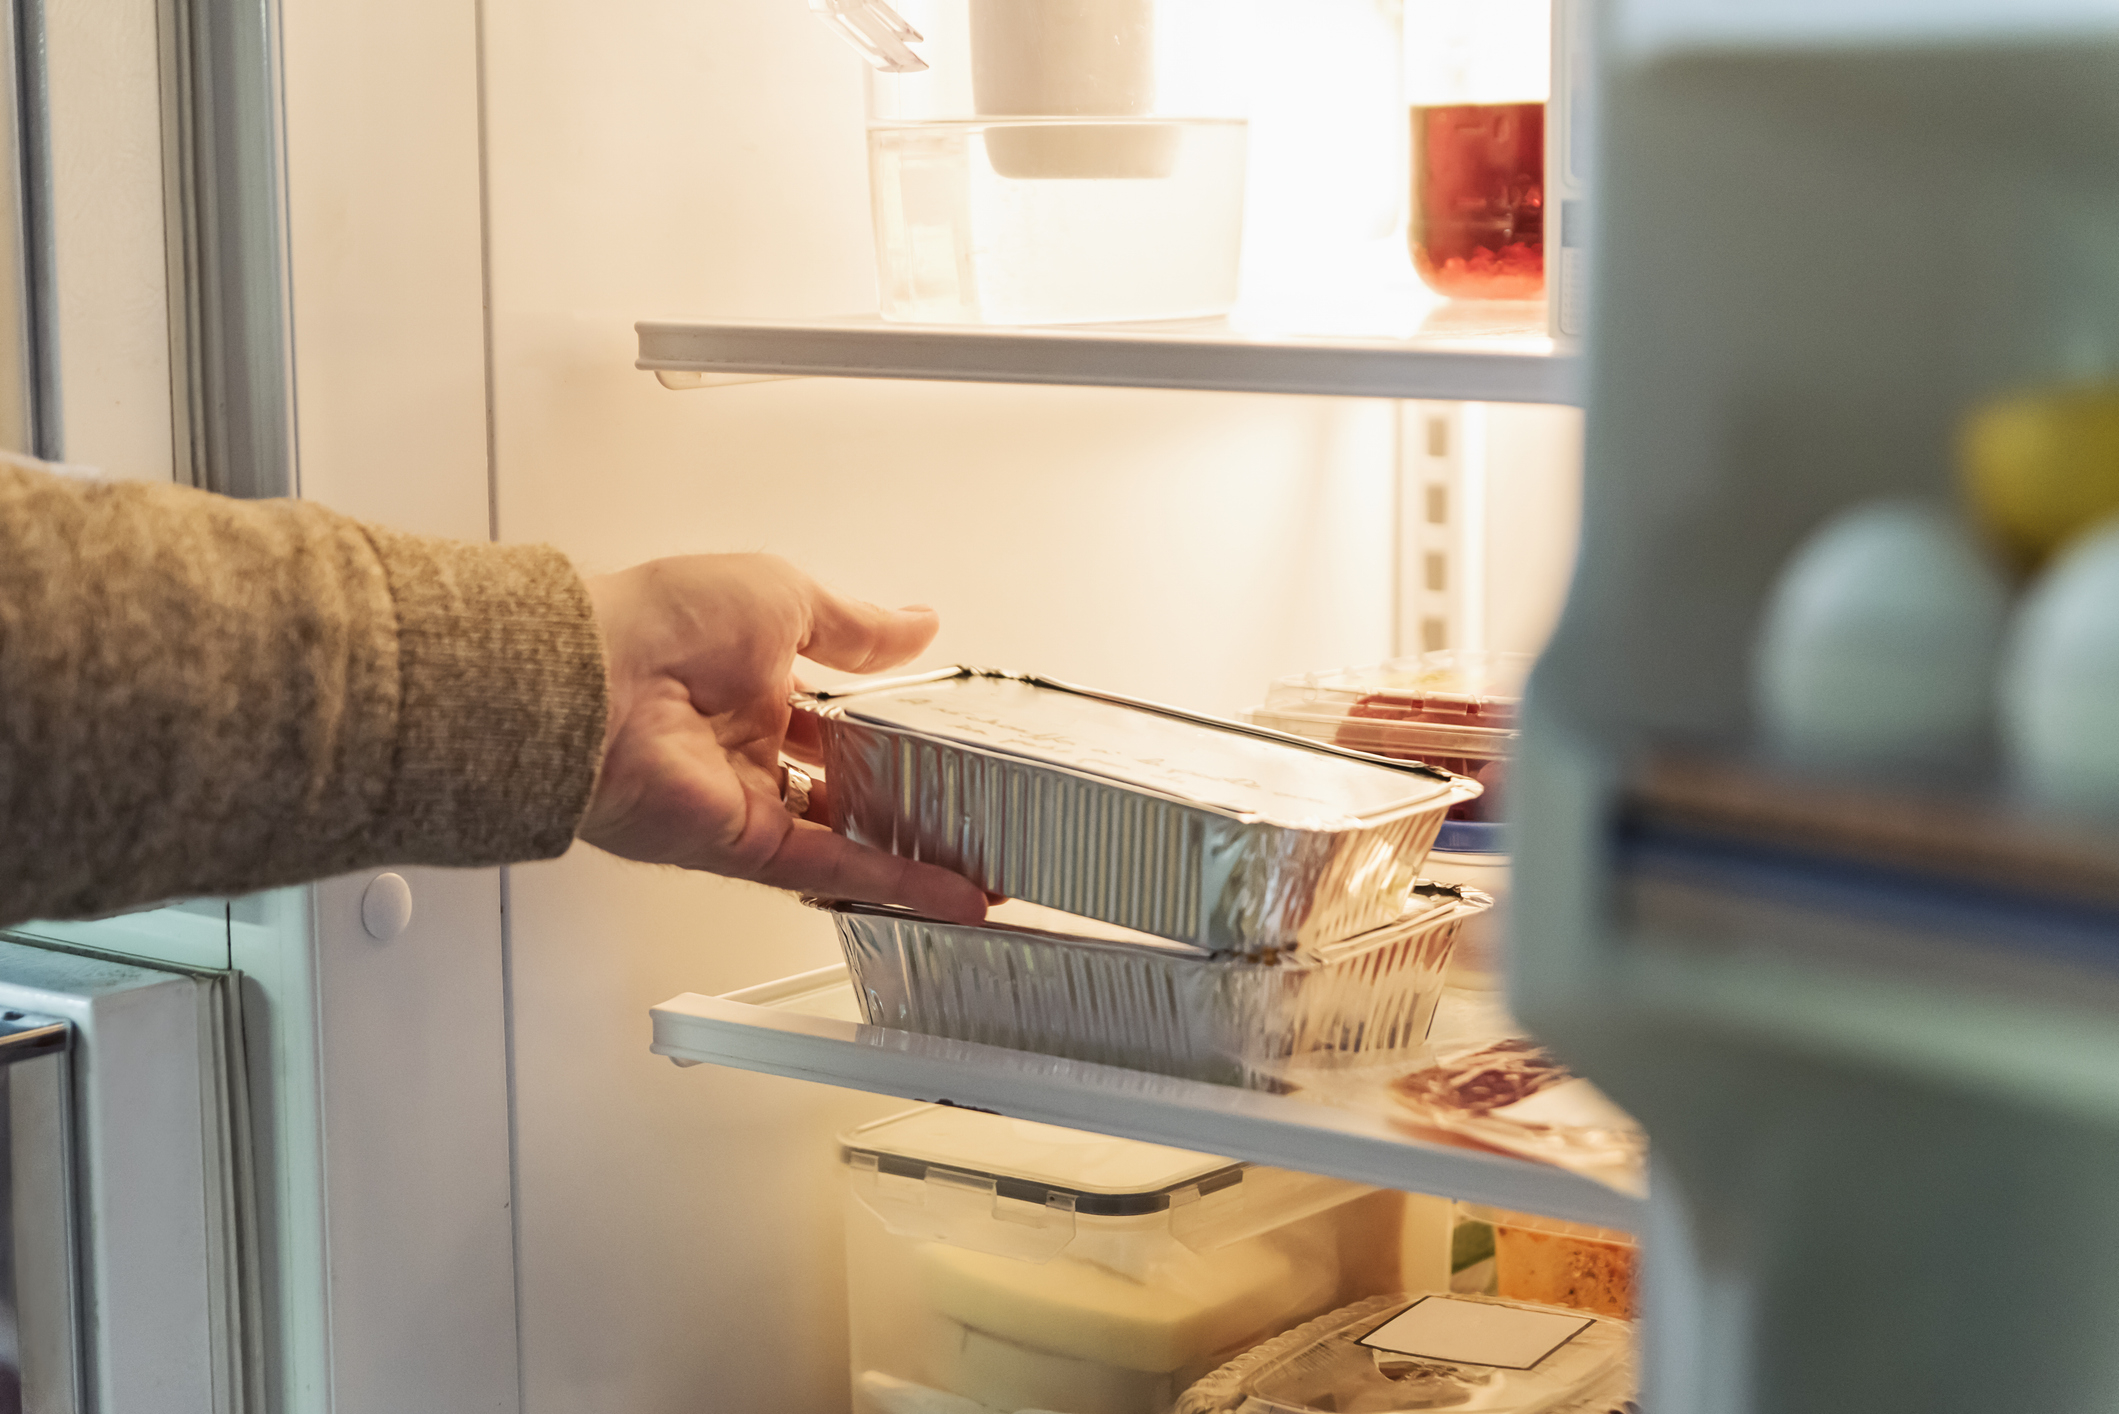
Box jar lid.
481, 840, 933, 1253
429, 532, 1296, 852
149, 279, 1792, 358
841, 1105, 1243, 1215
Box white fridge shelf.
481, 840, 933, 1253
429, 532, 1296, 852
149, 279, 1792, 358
651, 965, 1643, 1230
635, 311, 1577, 404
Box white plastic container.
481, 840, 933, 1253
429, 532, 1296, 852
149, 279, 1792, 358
843, 1105, 1373, 1414
816, 0, 1248, 324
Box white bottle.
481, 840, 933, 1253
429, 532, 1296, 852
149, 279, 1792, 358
1754, 500, 2010, 769
2000, 517, 2119, 812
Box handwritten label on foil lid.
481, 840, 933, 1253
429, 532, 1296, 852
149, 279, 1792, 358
840, 675, 1446, 821
1359, 1297, 1594, 1371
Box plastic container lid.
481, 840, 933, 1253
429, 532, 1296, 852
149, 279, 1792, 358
1263, 651, 1530, 730
1254, 651, 1529, 778
841, 1106, 1241, 1216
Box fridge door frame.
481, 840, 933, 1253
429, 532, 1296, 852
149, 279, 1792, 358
0, 933, 257, 1414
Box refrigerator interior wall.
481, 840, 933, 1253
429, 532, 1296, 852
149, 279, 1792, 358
469, 3, 1584, 1412
1399, 400, 1583, 659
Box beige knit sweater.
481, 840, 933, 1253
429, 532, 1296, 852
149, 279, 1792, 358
0, 462, 608, 927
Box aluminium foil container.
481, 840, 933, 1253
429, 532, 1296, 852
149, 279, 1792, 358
826, 885, 1491, 1086
799, 668, 1482, 955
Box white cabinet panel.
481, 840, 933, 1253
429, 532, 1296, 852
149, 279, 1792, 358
279, 0, 490, 539
45, 0, 174, 478
310, 867, 520, 1414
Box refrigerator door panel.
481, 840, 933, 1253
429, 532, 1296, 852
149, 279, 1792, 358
0, 936, 251, 1414
2, 1014, 79, 1414
11, 901, 233, 973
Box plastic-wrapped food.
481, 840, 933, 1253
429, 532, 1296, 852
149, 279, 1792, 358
1249, 652, 1530, 823
827, 886, 1489, 1086
1176, 1292, 1635, 1414
1387, 1040, 1646, 1196
1464, 1207, 1638, 1319
800, 667, 1481, 955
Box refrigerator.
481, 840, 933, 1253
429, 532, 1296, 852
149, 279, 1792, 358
3, 0, 2110, 1409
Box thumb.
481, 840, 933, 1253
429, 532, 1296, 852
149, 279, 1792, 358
802, 583, 939, 675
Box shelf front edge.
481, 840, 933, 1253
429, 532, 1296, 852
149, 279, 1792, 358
636, 321, 1581, 405
650, 990, 1642, 1229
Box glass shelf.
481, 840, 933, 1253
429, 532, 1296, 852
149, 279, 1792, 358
636, 298, 1576, 404
652, 965, 1643, 1229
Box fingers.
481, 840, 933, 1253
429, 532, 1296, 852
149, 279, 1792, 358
801, 582, 938, 675
753, 822, 988, 924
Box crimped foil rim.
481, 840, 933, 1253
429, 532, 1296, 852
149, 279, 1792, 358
796, 665, 1479, 830
813, 884, 1492, 969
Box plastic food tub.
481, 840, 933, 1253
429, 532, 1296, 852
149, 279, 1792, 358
1461, 1205, 1639, 1319
843, 1104, 1374, 1414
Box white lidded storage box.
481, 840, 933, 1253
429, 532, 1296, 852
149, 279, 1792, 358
843, 1105, 1374, 1414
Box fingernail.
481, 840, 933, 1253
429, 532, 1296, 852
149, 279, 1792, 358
899, 603, 936, 614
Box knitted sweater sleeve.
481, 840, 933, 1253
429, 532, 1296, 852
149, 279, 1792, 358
0, 461, 607, 926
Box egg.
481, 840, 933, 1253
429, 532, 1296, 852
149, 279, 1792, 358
1754, 500, 2010, 769
1999, 517, 2119, 813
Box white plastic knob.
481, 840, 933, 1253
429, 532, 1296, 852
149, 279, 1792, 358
360, 872, 414, 941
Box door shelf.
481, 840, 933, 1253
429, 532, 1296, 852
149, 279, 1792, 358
652, 965, 1643, 1229
635, 312, 1578, 405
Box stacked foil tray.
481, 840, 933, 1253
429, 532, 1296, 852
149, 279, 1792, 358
827, 885, 1491, 1086
799, 667, 1482, 956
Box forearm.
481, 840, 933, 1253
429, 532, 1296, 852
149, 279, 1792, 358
0, 464, 606, 926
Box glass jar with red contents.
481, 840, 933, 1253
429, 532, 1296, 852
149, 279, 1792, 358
1403, 0, 1550, 301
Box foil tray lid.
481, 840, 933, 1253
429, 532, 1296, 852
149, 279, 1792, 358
840, 1104, 1243, 1213
803, 667, 1460, 825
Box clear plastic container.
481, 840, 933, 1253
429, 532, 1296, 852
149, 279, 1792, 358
1403, 0, 1550, 301
1176, 1292, 1635, 1414
843, 1105, 1374, 1414
1250, 650, 1530, 823
816, 0, 1249, 324
1461, 1206, 1639, 1320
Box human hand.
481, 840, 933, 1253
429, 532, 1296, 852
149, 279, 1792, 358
578, 554, 987, 923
